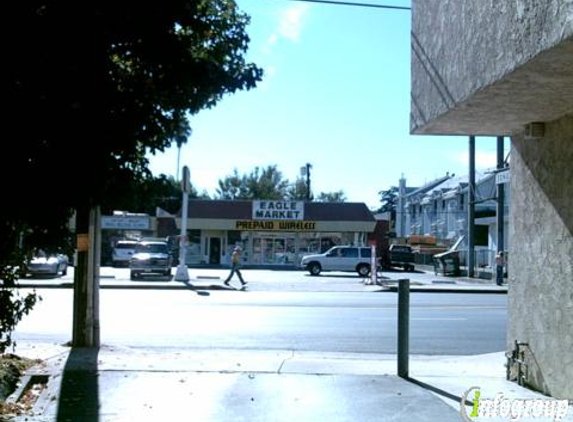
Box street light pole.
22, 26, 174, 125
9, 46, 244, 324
174, 165, 190, 282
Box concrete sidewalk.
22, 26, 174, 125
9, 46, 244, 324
10, 266, 507, 294
8, 342, 571, 422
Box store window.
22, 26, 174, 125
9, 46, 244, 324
227, 231, 242, 248
251, 232, 296, 265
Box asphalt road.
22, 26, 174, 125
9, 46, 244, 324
12, 288, 506, 355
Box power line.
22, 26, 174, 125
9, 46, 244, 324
282, 0, 410, 10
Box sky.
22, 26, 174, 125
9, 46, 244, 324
147, 0, 509, 210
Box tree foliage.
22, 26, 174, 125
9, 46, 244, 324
287, 178, 312, 201
216, 166, 346, 202
0, 289, 40, 354
315, 191, 347, 203
2, 1, 262, 351
216, 166, 289, 200
377, 187, 399, 214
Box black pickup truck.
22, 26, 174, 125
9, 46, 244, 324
385, 244, 415, 271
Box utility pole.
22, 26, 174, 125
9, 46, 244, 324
397, 174, 406, 237
175, 128, 191, 182
72, 205, 101, 347
496, 136, 505, 285
174, 165, 190, 282
468, 136, 476, 278
301, 163, 312, 201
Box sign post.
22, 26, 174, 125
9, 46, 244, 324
175, 166, 190, 282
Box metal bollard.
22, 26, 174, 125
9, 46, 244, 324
397, 278, 410, 378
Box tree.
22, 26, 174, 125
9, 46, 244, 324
216, 166, 289, 199
217, 166, 347, 202
245, 166, 289, 200
287, 178, 312, 201
315, 191, 347, 203
377, 187, 399, 217
2, 1, 262, 352
216, 169, 249, 200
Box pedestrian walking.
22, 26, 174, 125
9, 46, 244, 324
495, 252, 505, 286
224, 245, 246, 287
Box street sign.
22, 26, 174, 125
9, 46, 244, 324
101, 216, 150, 230
495, 169, 510, 184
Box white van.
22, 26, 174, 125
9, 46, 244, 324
112, 240, 138, 267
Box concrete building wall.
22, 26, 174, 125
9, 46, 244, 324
411, 1, 573, 135
508, 114, 573, 398
411, 1, 573, 398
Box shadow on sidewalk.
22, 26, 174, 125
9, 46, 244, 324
56, 347, 100, 422
406, 376, 473, 406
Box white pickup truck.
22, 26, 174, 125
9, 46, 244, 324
300, 245, 373, 276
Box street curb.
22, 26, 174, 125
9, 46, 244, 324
384, 286, 507, 294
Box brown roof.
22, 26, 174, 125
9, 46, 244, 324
177, 200, 374, 222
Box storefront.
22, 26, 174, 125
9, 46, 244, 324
158, 199, 376, 267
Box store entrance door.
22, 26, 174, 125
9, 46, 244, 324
208, 237, 221, 265
253, 235, 295, 265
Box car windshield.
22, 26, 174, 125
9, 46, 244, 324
116, 243, 137, 249
136, 243, 168, 254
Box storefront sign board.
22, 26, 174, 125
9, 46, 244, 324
252, 200, 304, 220
101, 215, 151, 230
236, 220, 316, 231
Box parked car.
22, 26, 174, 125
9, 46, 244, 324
27, 253, 68, 278
112, 240, 139, 267
129, 241, 172, 280
300, 245, 373, 276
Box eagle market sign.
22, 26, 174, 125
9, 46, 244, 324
252, 200, 304, 221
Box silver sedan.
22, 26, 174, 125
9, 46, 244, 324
27, 254, 68, 278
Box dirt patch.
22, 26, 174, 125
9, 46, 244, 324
0, 354, 42, 419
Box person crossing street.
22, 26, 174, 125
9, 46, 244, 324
224, 245, 246, 288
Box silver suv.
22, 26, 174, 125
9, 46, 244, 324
129, 241, 172, 280
112, 240, 138, 267
300, 246, 373, 276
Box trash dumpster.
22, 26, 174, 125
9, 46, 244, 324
433, 250, 461, 276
